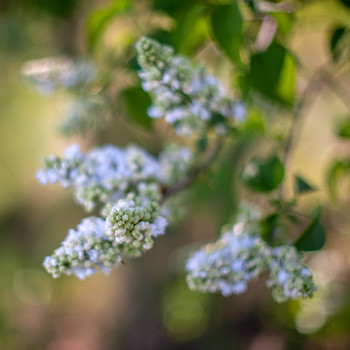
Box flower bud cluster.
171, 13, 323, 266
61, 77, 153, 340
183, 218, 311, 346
136, 37, 246, 136
105, 194, 167, 257
21, 56, 97, 94
267, 245, 317, 303
186, 228, 271, 296
43, 217, 123, 279
186, 204, 317, 302
37, 144, 193, 212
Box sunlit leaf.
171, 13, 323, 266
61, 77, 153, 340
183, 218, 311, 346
87, 0, 130, 51
327, 160, 350, 201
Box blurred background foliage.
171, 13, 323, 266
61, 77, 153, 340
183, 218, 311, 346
2, 0, 350, 349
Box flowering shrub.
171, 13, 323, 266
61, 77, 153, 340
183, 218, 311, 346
25, 0, 350, 305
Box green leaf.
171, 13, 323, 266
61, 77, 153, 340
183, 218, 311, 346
196, 136, 208, 153
120, 86, 152, 129
338, 0, 350, 9
211, 2, 243, 66
247, 43, 296, 106
295, 206, 326, 251
327, 160, 350, 201
87, 0, 130, 51
338, 118, 350, 138
170, 4, 207, 55
295, 175, 316, 194
242, 155, 284, 192
270, 12, 294, 39
260, 213, 279, 242
330, 26, 347, 62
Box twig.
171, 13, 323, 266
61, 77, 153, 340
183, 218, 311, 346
161, 137, 224, 204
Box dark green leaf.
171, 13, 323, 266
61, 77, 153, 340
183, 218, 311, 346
87, 0, 130, 51
120, 86, 152, 129
242, 155, 284, 192
211, 2, 243, 66
338, 119, 350, 138
247, 43, 296, 106
197, 136, 208, 153
295, 175, 316, 194
260, 213, 279, 242
295, 206, 326, 251
330, 26, 347, 62
338, 0, 350, 9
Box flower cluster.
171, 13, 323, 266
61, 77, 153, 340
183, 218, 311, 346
21, 56, 97, 94
186, 205, 317, 302
43, 217, 123, 279
38, 143, 192, 279
106, 194, 167, 257
37, 144, 193, 212
186, 226, 271, 296
136, 37, 246, 136
267, 245, 317, 303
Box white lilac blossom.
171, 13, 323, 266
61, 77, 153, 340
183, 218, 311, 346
105, 194, 167, 257
267, 245, 317, 303
136, 37, 246, 135
186, 204, 317, 302
21, 56, 97, 94
43, 217, 123, 279
186, 225, 271, 297
36, 144, 168, 212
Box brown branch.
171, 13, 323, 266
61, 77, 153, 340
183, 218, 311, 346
160, 138, 224, 204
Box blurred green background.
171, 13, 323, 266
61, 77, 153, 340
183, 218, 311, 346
1, 0, 350, 349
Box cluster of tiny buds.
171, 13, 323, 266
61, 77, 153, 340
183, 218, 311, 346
186, 228, 271, 297
186, 205, 316, 302
37, 143, 193, 213
43, 217, 123, 280
136, 37, 246, 136
267, 245, 317, 303
105, 196, 167, 256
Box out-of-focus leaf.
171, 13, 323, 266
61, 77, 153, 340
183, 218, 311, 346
270, 12, 294, 38
211, 2, 243, 66
197, 136, 208, 153
242, 155, 284, 192
238, 111, 265, 136
338, 118, 350, 138
338, 0, 350, 9
120, 86, 152, 129
295, 175, 316, 194
327, 160, 350, 201
330, 26, 347, 62
260, 213, 279, 242
295, 206, 326, 251
247, 43, 296, 106
87, 0, 130, 52
170, 4, 207, 55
